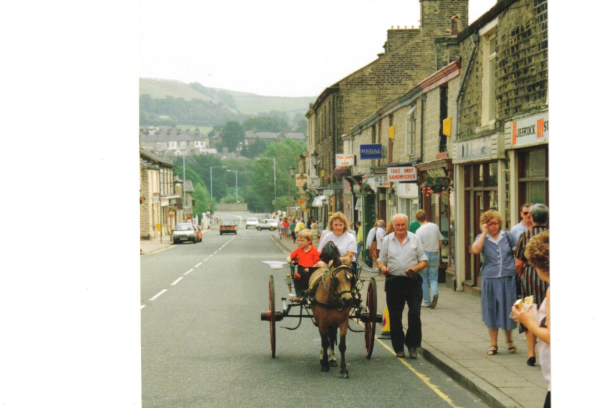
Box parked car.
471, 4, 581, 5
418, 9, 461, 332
245, 217, 259, 229
173, 223, 202, 244
256, 218, 278, 231
220, 221, 237, 235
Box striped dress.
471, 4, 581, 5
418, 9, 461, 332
516, 225, 549, 306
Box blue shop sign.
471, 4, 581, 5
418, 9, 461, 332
360, 144, 383, 160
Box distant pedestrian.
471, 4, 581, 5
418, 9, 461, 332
290, 219, 297, 242
377, 214, 428, 359
471, 210, 518, 357
409, 216, 421, 234
310, 223, 320, 248
415, 210, 444, 309
370, 220, 386, 264
355, 221, 363, 262
365, 223, 377, 268
282, 217, 290, 240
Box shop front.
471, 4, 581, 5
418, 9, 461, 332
454, 134, 507, 293
415, 159, 454, 285
505, 111, 549, 227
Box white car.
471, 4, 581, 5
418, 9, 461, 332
245, 217, 259, 229
256, 219, 278, 231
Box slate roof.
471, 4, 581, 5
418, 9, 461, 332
140, 126, 208, 143
140, 149, 174, 168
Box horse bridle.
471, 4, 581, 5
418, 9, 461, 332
319, 265, 355, 307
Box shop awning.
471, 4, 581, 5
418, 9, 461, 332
311, 195, 327, 207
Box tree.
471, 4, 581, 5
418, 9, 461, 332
292, 112, 307, 133
221, 121, 245, 153
192, 180, 214, 215
243, 114, 290, 132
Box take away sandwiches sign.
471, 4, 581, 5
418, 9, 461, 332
388, 166, 417, 182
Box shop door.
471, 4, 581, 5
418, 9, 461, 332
377, 188, 387, 224
464, 163, 499, 288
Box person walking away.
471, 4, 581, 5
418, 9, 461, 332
364, 223, 377, 268
310, 223, 320, 248
290, 219, 297, 242
409, 216, 421, 234
471, 210, 519, 356
294, 217, 306, 237
369, 220, 385, 265
515, 203, 549, 366
511, 231, 550, 408
511, 203, 533, 242
355, 221, 363, 261
377, 214, 428, 359
415, 210, 443, 309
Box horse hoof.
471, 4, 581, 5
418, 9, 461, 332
329, 361, 337, 367
321, 365, 330, 372
339, 372, 349, 379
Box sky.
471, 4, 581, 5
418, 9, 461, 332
139, 0, 498, 97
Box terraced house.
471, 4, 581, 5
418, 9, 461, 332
304, 0, 469, 221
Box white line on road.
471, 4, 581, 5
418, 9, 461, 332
186, 268, 195, 274
149, 289, 167, 301
140, 305, 146, 310
171, 277, 184, 286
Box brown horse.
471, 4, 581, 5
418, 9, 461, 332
309, 243, 356, 378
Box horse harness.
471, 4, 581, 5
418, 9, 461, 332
306, 264, 356, 310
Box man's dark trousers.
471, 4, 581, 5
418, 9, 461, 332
385, 274, 423, 353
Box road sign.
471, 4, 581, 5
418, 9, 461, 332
360, 144, 383, 160
307, 176, 320, 189
323, 189, 334, 196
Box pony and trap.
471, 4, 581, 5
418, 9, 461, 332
260, 242, 382, 378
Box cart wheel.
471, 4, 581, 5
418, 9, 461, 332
269, 275, 276, 358
364, 277, 377, 359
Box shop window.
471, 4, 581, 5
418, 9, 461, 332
405, 105, 417, 156
518, 147, 548, 206
439, 86, 448, 153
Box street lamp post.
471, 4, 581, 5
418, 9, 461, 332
227, 170, 238, 202
256, 157, 276, 207
210, 166, 226, 199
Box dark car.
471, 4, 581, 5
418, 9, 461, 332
220, 221, 237, 235
173, 223, 202, 244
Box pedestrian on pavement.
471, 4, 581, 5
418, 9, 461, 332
472, 210, 519, 356
409, 215, 421, 234
348, 221, 356, 237
316, 212, 357, 267
290, 219, 297, 242
370, 219, 386, 263
294, 217, 306, 237
515, 203, 549, 366
355, 221, 363, 261
510, 203, 533, 242
282, 217, 290, 240
377, 213, 428, 359
310, 222, 320, 248
415, 210, 444, 309
277, 217, 283, 239
365, 223, 377, 268
511, 231, 550, 408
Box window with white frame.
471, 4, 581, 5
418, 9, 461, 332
405, 104, 417, 156
481, 19, 498, 126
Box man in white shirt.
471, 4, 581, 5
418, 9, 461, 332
377, 214, 428, 358
510, 203, 532, 242
415, 210, 444, 309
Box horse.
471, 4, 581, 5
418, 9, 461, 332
308, 242, 356, 379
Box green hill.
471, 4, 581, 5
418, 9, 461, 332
139, 78, 315, 117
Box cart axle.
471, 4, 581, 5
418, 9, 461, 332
261, 310, 285, 322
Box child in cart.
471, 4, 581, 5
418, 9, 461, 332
286, 229, 321, 298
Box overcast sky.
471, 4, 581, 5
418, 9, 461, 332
139, 0, 498, 97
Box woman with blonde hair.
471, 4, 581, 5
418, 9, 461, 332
512, 231, 550, 408
472, 210, 519, 356
317, 212, 357, 266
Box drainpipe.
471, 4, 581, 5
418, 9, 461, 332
333, 93, 338, 212
453, 33, 478, 286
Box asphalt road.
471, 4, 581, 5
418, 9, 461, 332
141, 213, 490, 408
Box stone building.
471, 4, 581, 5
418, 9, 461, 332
450, 0, 548, 293
305, 0, 469, 225
139, 126, 210, 157
139, 149, 182, 240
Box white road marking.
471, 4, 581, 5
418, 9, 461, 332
140, 305, 146, 310
171, 277, 184, 286
185, 268, 195, 274
149, 289, 167, 301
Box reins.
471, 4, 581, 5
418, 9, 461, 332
308, 265, 355, 310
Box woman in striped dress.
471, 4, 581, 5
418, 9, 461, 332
515, 203, 549, 366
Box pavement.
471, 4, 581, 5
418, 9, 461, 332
274, 232, 547, 408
